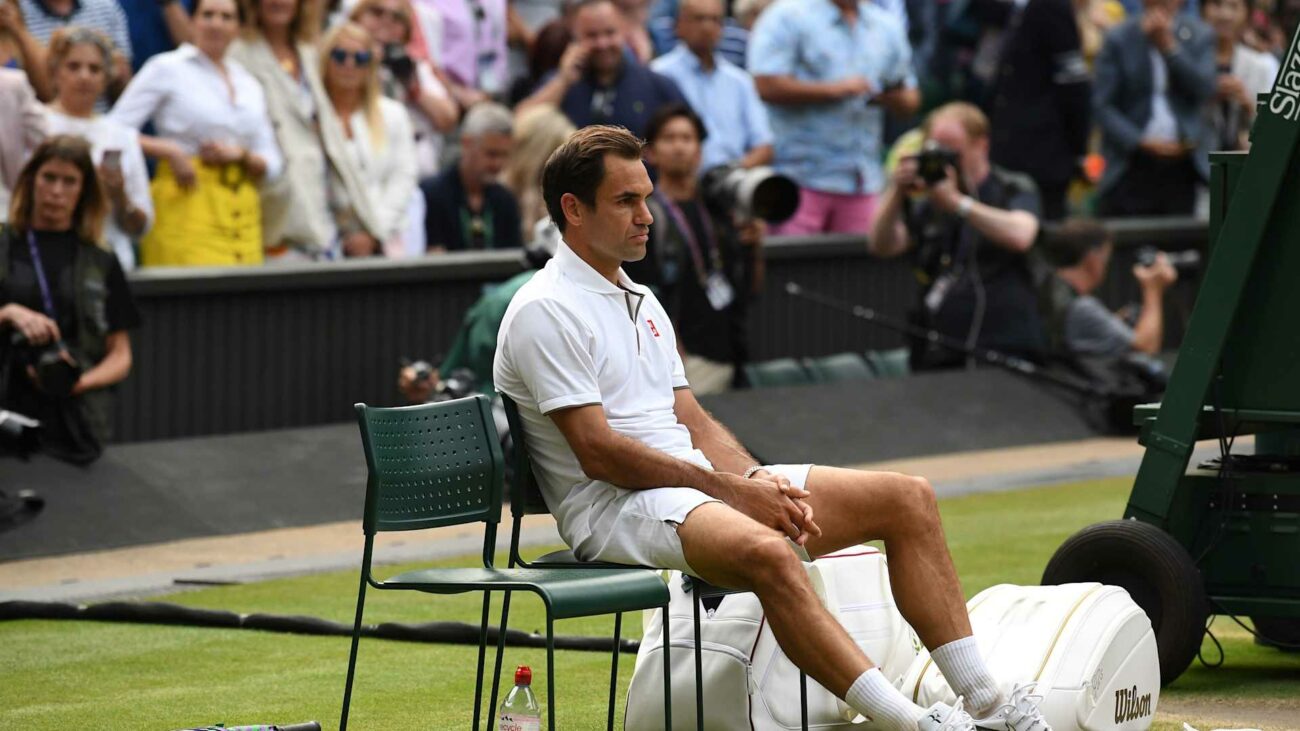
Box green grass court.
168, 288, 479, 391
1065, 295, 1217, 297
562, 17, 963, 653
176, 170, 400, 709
2, 477, 1297, 730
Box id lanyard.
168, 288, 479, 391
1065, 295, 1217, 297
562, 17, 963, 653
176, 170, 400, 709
25, 230, 59, 321
653, 192, 722, 290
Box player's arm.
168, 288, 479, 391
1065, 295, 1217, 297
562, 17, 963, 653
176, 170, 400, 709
548, 403, 816, 543
673, 387, 759, 476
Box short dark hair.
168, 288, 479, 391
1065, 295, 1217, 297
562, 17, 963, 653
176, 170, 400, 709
542, 125, 645, 233
645, 102, 708, 145
1047, 218, 1112, 268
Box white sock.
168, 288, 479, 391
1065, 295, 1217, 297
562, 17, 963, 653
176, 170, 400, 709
929, 636, 1001, 717
845, 667, 928, 731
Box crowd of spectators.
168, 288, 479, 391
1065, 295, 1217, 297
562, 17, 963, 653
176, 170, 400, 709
1, 0, 1297, 272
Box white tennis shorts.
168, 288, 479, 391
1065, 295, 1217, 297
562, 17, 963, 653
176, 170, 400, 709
571, 463, 814, 577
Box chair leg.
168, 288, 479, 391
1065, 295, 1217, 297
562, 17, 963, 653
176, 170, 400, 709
488, 589, 514, 731
800, 671, 808, 731
546, 615, 557, 731
339, 575, 369, 731
693, 591, 704, 731
662, 605, 672, 731
473, 591, 493, 731
607, 612, 622, 731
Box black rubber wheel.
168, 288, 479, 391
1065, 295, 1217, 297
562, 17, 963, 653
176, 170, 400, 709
1250, 617, 1300, 652
1042, 519, 1208, 686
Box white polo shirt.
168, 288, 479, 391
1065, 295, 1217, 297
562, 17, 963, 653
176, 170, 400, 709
494, 240, 710, 551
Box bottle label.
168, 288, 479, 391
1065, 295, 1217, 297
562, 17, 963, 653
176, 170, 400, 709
498, 713, 541, 731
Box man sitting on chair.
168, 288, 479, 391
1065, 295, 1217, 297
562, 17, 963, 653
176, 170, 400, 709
492, 125, 1051, 731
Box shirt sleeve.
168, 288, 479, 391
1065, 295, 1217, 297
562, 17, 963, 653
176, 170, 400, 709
886, 16, 917, 88
746, 3, 798, 77
501, 299, 603, 414
245, 83, 284, 181
374, 102, 418, 239
1062, 296, 1133, 358
123, 130, 154, 236
108, 55, 168, 131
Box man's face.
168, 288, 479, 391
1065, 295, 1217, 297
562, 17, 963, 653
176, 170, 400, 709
1203, 0, 1247, 40
677, 0, 723, 57
569, 153, 654, 264
573, 1, 626, 77
647, 116, 702, 179
464, 131, 513, 182
925, 116, 987, 186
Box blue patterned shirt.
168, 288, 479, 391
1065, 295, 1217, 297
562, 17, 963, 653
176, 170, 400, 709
748, 0, 915, 195
650, 45, 773, 170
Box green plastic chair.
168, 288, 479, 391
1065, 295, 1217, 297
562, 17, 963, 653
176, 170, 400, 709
498, 394, 809, 731
744, 358, 815, 388
340, 396, 673, 731
803, 353, 875, 382
865, 348, 911, 378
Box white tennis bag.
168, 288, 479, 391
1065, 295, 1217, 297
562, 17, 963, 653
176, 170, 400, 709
624, 548, 919, 731
900, 583, 1161, 731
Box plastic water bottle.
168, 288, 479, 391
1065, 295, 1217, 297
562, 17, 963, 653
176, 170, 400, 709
497, 665, 542, 731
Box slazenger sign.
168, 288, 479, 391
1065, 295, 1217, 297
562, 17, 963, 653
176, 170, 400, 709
1270, 30, 1300, 121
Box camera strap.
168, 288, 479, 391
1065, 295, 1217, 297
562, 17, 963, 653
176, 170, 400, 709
24, 230, 58, 321
653, 192, 733, 310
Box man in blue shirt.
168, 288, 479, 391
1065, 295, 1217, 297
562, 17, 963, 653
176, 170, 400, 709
749, 0, 919, 235
516, 0, 686, 139
650, 0, 772, 170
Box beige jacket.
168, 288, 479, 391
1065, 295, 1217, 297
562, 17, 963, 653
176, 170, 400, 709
228, 38, 381, 254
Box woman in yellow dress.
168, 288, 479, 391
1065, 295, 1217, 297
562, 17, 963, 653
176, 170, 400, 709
108, 0, 283, 266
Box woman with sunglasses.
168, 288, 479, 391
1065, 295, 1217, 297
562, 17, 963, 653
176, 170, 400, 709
228, 0, 383, 261
320, 22, 418, 258
44, 27, 152, 271
109, 0, 282, 266
349, 0, 458, 180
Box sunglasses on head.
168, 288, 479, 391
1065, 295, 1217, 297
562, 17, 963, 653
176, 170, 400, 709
365, 5, 406, 22
329, 48, 374, 66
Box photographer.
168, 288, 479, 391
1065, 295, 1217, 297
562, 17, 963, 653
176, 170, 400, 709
1, 135, 140, 464
350, 0, 459, 179
869, 102, 1045, 371
623, 103, 763, 394
1042, 218, 1177, 359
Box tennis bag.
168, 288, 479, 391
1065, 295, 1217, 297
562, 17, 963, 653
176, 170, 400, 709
624, 547, 919, 731
900, 583, 1160, 731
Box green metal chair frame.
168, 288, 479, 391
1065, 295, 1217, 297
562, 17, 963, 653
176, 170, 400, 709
498, 394, 809, 730
802, 353, 875, 383
340, 396, 673, 731
744, 358, 815, 388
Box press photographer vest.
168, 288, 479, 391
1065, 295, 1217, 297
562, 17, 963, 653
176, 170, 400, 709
0, 225, 116, 442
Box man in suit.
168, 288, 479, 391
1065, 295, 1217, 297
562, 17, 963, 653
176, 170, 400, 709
989, 0, 1091, 221
1093, 0, 1216, 216
0, 68, 47, 223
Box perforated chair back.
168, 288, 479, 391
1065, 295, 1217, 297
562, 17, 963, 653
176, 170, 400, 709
354, 396, 505, 535
500, 393, 551, 516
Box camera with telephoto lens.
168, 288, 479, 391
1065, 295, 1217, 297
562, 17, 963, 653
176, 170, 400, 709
1136, 246, 1201, 276
915, 141, 960, 186
10, 332, 81, 398
701, 165, 800, 224
406, 359, 478, 402
382, 43, 416, 86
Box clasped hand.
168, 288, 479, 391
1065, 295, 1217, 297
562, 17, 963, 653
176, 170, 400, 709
722, 469, 821, 546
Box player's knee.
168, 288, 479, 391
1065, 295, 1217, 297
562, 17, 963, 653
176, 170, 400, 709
895, 473, 939, 525
740, 532, 802, 584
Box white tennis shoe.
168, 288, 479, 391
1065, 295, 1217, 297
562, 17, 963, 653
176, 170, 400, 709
973, 683, 1053, 731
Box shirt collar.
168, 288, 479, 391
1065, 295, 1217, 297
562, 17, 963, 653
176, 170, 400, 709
670, 44, 722, 75
815, 0, 866, 27
554, 239, 646, 296
177, 43, 227, 73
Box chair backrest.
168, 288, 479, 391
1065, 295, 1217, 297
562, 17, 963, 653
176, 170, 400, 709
865, 348, 911, 378
500, 393, 552, 516
745, 358, 814, 388
803, 352, 875, 383
353, 396, 505, 535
